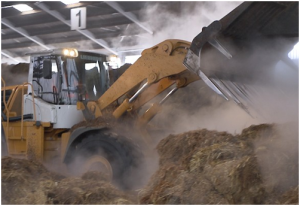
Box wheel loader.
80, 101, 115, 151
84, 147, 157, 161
1, 2, 298, 189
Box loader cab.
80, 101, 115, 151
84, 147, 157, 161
29, 49, 109, 105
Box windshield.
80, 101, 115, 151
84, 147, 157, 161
61, 52, 109, 104
32, 52, 109, 105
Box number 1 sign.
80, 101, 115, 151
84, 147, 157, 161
71, 7, 86, 30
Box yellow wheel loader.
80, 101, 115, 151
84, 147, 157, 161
1, 2, 298, 189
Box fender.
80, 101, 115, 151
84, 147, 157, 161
63, 125, 108, 163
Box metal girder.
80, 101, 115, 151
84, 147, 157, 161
1, 51, 21, 63
1, 18, 51, 50
2, 17, 132, 40
2, 41, 35, 50
105, 1, 153, 35
35, 2, 118, 55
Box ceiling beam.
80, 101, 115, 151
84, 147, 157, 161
2, 41, 38, 50
35, 2, 118, 55
2, 30, 150, 50
2, 17, 132, 40
105, 1, 153, 35
1, 18, 51, 50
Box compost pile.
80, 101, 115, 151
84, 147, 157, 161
2, 123, 298, 205
1, 157, 137, 204
139, 123, 298, 204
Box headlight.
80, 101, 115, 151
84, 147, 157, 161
62, 48, 78, 57
107, 55, 120, 69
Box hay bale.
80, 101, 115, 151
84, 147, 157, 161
139, 123, 298, 204
240, 123, 298, 196
1, 156, 62, 204
139, 163, 186, 204
141, 135, 264, 204
1, 157, 136, 205
279, 186, 299, 204
157, 129, 237, 167
240, 124, 275, 140
47, 171, 136, 204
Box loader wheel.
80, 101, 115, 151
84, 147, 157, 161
83, 155, 113, 180
67, 130, 143, 190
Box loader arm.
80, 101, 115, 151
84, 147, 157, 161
84, 39, 199, 122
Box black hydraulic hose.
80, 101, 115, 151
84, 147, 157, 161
1, 112, 33, 122
32, 80, 43, 98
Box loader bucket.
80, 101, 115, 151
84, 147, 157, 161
184, 1, 299, 117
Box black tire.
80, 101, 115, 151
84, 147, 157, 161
67, 129, 143, 190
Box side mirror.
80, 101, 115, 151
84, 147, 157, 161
43, 59, 52, 79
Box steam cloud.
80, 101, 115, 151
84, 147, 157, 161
111, 1, 242, 51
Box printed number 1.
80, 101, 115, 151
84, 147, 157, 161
76, 10, 81, 27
